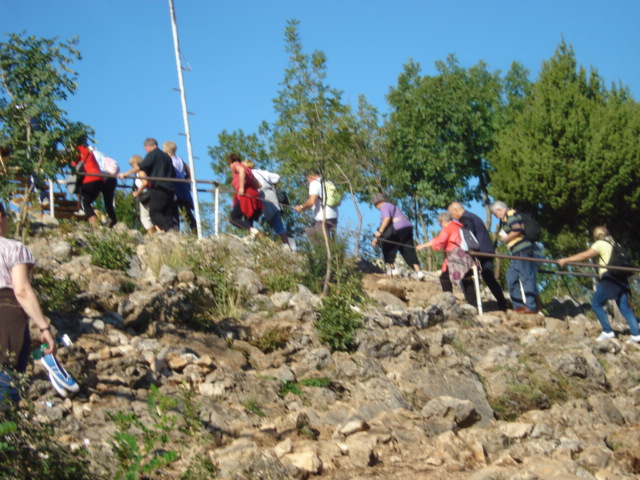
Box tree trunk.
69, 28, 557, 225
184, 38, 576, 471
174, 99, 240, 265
336, 165, 361, 258
18, 123, 34, 243
481, 187, 492, 231
320, 208, 332, 297
413, 196, 432, 271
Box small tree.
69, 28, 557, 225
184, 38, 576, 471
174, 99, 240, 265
0, 32, 92, 240
271, 19, 355, 295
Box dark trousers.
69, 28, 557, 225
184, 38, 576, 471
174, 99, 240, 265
176, 197, 197, 233
440, 269, 477, 306
148, 188, 177, 232
79, 180, 117, 227
305, 219, 337, 242
480, 259, 508, 309
102, 177, 117, 227
230, 202, 261, 231
79, 181, 102, 219
381, 226, 420, 268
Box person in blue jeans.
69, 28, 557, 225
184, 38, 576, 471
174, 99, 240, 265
491, 201, 539, 314
558, 226, 640, 343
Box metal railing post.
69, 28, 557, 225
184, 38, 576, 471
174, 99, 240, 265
48, 179, 55, 218
214, 185, 219, 236
472, 263, 483, 315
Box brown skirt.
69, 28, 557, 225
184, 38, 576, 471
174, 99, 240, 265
0, 288, 29, 369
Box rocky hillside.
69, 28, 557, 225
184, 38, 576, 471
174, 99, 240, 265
15, 223, 640, 479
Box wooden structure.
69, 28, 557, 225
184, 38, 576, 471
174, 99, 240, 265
7, 173, 86, 220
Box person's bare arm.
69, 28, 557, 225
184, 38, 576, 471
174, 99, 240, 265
295, 194, 318, 212
558, 248, 598, 267
233, 165, 245, 196
12, 263, 56, 354
119, 164, 141, 179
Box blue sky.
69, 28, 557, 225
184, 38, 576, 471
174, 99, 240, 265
4, 0, 640, 236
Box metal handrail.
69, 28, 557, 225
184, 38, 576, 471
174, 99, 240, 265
469, 250, 640, 275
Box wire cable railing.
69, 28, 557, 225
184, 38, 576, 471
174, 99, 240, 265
49, 170, 640, 313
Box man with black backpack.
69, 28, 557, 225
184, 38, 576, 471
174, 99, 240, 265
490, 201, 539, 314
449, 202, 508, 311
558, 226, 639, 344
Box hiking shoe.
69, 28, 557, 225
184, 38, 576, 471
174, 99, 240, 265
47, 372, 68, 398
625, 335, 640, 344
412, 271, 425, 281
596, 331, 615, 342
41, 354, 79, 393
386, 268, 399, 277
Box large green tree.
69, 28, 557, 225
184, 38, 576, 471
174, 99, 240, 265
384, 55, 504, 230
0, 32, 92, 239
489, 40, 640, 255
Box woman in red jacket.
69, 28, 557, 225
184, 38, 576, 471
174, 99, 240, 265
417, 211, 477, 306
72, 144, 107, 226
227, 153, 262, 235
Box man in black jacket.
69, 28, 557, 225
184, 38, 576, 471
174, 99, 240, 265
119, 138, 177, 232
448, 202, 508, 311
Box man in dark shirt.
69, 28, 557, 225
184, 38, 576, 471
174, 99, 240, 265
448, 202, 508, 311
119, 138, 177, 232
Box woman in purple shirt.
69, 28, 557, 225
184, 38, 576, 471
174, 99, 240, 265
371, 193, 424, 280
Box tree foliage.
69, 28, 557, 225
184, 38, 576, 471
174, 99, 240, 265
489, 40, 640, 255
208, 125, 271, 180
0, 32, 92, 238
384, 55, 503, 227
270, 19, 355, 194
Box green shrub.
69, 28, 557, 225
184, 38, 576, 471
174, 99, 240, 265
85, 231, 135, 271
278, 380, 302, 397
252, 327, 290, 353
119, 279, 137, 295
113, 189, 144, 231
263, 272, 298, 293
178, 382, 202, 438
31, 268, 81, 314
0, 374, 101, 479
184, 250, 245, 321
278, 377, 333, 398
181, 454, 218, 480
243, 397, 265, 417
300, 235, 363, 298
107, 385, 180, 480
315, 292, 363, 352
300, 377, 332, 388
247, 237, 304, 293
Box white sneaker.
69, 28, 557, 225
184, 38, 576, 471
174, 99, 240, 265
625, 335, 640, 344
596, 331, 615, 342
413, 271, 425, 281
249, 227, 259, 238
386, 268, 399, 277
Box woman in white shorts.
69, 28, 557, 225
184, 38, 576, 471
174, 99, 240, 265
129, 155, 155, 235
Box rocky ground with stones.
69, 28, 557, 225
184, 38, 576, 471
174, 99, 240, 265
17, 223, 640, 479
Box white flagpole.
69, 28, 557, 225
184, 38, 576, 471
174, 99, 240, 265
168, 0, 202, 238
